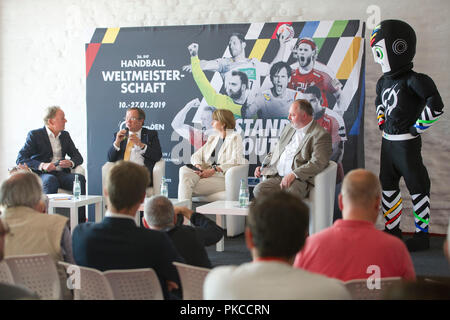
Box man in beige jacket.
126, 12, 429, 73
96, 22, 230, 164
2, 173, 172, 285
254, 99, 332, 199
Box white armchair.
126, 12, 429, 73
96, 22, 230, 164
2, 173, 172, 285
192, 160, 249, 237
304, 161, 338, 236
57, 165, 86, 194
101, 159, 165, 197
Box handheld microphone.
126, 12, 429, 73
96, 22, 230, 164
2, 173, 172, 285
124, 127, 129, 140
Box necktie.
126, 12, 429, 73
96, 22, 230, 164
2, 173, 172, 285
123, 139, 134, 161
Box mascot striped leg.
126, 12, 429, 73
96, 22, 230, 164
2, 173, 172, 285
412, 193, 430, 233
382, 190, 403, 238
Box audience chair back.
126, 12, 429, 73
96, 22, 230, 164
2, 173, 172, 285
344, 277, 403, 300
305, 160, 337, 235
5, 254, 62, 299
0, 261, 14, 284
173, 261, 210, 300
59, 262, 114, 300
57, 165, 86, 194
103, 268, 164, 300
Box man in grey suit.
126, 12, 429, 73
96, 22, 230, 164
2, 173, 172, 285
253, 99, 332, 199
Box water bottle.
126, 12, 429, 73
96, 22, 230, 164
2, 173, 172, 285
239, 178, 249, 208
161, 176, 169, 198
73, 174, 81, 199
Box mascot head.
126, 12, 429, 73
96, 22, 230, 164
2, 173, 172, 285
370, 20, 416, 74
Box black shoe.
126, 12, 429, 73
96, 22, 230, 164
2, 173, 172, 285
384, 226, 403, 240
406, 232, 430, 252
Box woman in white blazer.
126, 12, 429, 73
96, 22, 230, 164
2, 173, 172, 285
178, 109, 246, 208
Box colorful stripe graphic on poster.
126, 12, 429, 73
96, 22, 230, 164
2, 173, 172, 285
86, 21, 366, 197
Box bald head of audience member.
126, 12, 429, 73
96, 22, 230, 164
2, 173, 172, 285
0, 171, 45, 213
143, 195, 175, 230
246, 191, 309, 264
104, 160, 150, 215
338, 169, 382, 223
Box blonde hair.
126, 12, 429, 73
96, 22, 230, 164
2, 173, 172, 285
212, 109, 236, 130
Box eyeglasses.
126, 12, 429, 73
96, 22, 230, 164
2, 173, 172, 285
125, 117, 141, 121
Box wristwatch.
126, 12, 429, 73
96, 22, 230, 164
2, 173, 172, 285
212, 165, 218, 172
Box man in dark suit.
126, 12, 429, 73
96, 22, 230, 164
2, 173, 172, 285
107, 107, 162, 186
143, 196, 223, 268
72, 161, 183, 299
16, 106, 86, 222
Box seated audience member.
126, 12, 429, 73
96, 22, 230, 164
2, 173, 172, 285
16, 106, 86, 223
178, 108, 246, 209
203, 191, 350, 300
445, 218, 450, 262
0, 218, 39, 300
294, 169, 416, 281
143, 196, 223, 268
107, 107, 162, 187
72, 161, 183, 299
0, 171, 74, 299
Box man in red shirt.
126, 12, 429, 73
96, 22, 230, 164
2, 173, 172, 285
288, 38, 342, 111
294, 169, 415, 282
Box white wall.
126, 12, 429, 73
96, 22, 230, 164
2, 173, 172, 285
1, 0, 449, 230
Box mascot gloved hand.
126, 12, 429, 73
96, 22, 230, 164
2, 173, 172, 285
370, 20, 444, 252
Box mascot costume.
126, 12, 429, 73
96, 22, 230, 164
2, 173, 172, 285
370, 20, 444, 251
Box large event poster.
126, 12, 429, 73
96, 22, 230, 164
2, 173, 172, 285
86, 21, 365, 198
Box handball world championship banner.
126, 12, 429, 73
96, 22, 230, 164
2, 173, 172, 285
86, 20, 366, 197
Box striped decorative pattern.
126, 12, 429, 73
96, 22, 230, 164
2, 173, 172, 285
376, 104, 385, 127
413, 106, 443, 134
85, 27, 121, 77
411, 193, 430, 233
86, 21, 364, 107
245, 20, 364, 135
382, 190, 403, 230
